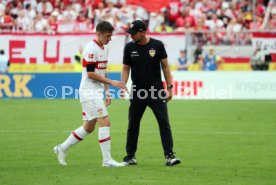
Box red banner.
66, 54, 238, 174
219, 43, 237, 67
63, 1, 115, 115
127, 0, 168, 12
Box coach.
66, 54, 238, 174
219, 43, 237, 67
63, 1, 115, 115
121, 20, 181, 166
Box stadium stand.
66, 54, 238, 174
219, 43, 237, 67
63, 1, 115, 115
0, 0, 275, 36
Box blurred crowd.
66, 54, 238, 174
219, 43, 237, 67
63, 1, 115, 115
0, 0, 276, 39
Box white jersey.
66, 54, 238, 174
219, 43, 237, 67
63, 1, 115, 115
79, 39, 108, 102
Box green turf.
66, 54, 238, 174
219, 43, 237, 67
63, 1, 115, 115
0, 99, 276, 185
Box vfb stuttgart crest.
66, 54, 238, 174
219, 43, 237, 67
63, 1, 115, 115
149, 48, 156, 57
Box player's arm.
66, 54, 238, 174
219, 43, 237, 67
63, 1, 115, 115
87, 66, 126, 89
104, 73, 109, 91
83, 46, 126, 90
161, 58, 173, 102
104, 73, 112, 106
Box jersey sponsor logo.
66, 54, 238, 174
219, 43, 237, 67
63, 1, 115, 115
131, 51, 139, 57
96, 61, 107, 69
149, 48, 156, 57
88, 54, 94, 59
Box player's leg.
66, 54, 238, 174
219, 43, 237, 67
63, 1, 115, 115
59, 119, 96, 151
94, 100, 124, 167
148, 101, 181, 166
53, 101, 97, 165
123, 100, 147, 165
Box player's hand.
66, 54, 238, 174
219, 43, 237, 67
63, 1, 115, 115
105, 91, 112, 106
105, 96, 112, 106
166, 89, 173, 102
110, 80, 129, 93
119, 89, 129, 99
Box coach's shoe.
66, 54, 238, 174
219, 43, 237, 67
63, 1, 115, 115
165, 153, 181, 166
102, 159, 126, 167
53, 145, 67, 166
122, 156, 137, 166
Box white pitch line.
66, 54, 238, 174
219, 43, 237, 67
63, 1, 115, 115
0, 130, 276, 135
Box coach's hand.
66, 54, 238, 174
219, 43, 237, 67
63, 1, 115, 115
166, 89, 173, 102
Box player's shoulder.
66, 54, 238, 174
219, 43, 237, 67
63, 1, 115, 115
83, 41, 98, 53
125, 41, 135, 48
85, 40, 96, 49
150, 37, 164, 46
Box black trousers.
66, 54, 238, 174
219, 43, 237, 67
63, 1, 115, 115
126, 100, 174, 157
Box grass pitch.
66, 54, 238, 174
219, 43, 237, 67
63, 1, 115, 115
0, 99, 276, 185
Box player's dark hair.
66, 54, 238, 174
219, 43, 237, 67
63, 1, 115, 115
0, 50, 4, 55
96, 21, 114, 33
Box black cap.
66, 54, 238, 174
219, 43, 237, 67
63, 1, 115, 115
126, 20, 147, 34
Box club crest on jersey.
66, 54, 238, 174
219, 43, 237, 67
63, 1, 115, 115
97, 108, 103, 115
88, 54, 94, 59
149, 49, 156, 57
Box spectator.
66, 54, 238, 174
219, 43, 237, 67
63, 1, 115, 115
175, 7, 196, 30
205, 13, 224, 31
61, 3, 77, 22
176, 50, 190, 71
226, 18, 243, 44
201, 46, 224, 71
134, 5, 148, 23
104, 0, 119, 18
34, 13, 49, 32
0, 0, 5, 17
117, 2, 134, 24
193, 15, 208, 44
249, 15, 263, 30
155, 22, 173, 33
194, 43, 203, 64
0, 50, 10, 73
37, 0, 53, 16
268, 7, 276, 30
166, 0, 182, 27
1, 8, 14, 31
256, 0, 266, 17
148, 12, 164, 32
0, 0, 272, 35
25, 3, 36, 21
74, 45, 83, 64
23, 0, 37, 10
195, 0, 209, 14
251, 47, 270, 71
93, 1, 106, 26
48, 11, 59, 33
112, 15, 127, 33
205, 1, 218, 17
16, 8, 32, 32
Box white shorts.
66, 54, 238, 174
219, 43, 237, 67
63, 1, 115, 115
81, 99, 108, 121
